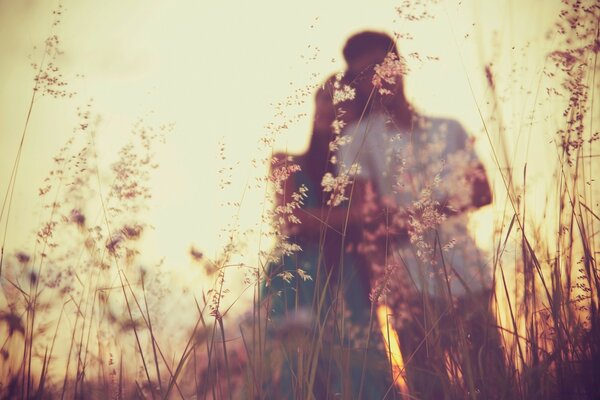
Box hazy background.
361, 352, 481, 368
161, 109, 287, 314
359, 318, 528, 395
0, 0, 563, 315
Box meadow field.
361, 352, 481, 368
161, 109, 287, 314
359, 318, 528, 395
0, 0, 598, 399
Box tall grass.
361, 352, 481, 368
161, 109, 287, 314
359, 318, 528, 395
0, 0, 599, 399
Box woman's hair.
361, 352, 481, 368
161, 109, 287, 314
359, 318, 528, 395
302, 73, 337, 204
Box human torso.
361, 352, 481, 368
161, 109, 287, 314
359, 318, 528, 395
337, 112, 491, 297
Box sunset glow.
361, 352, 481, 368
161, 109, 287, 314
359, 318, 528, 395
1, 1, 598, 399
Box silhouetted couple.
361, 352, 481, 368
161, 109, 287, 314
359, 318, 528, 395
263, 31, 507, 400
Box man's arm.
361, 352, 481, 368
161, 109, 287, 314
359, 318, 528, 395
443, 120, 493, 214
470, 163, 492, 208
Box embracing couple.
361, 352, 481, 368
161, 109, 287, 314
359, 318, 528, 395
263, 31, 507, 400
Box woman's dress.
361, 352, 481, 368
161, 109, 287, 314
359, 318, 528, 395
260, 154, 395, 399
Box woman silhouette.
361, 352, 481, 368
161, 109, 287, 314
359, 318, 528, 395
260, 34, 397, 399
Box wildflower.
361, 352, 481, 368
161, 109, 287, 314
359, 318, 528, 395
0, 311, 25, 336
15, 252, 31, 264
190, 246, 204, 262
442, 239, 457, 252
270, 158, 302, 195
279, 241, 302, 256
121, 224, 143, 239
277, 270, 294, 283
328, 135, 352, 152
296, 268, 312, 281
209, 308, 222, 321
321, 172, 335, 188
274, 182, 308, 225
369, 263, 398, 304
332, 84, 356, 105
69, 209, 85, 227
320, 161, 362, 207
372, 52, 407, 95
407, 173, 447, 264
106, 234, 124, 254
331, 119, 347, 135
347, 162, 362, 176
28, 271, 38, 284
321, 172, 349, 207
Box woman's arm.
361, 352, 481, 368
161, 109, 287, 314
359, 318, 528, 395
273, 157, 381, 239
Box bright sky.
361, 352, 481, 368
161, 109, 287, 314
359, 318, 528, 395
0, 0, 564, 315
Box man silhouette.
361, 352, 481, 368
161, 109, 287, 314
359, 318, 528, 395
327, 31, 505, 399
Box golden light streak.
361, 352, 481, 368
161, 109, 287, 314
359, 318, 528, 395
377, 304, 410, 397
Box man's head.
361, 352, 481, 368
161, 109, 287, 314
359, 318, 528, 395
342, 31, 401, 98
344, 31, 396, 62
